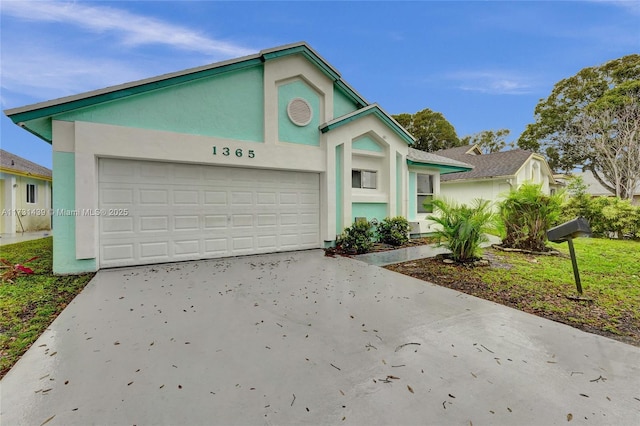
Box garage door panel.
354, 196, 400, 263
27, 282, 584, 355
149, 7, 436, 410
204, 238, 228, 254
257, 235, 277, 249
257, 214, 277, 226
232, 237, 254, 251
140, 216, 169, 232
101, 160, 135, 179
204, 215, 228, 229
139, 162, 169, 179
231, 214, 253, 228
280, 193, 299, 204
102, 217, 134, 234
301, 192, 318, 205
101, 187, 134, 205
99, 159, 320, 267
204, 191, 227, 205
231, 192, 253, 205
174, 240, 200, 255
257, 192, 277, 205
280, 234, 301, 247
174, 215, 199, 230
301, 212, 319, 225
140, 242, 169, 259
173, 190, 199, 205
280, 214, 298, 225
102, 244, 134, 263
140, 189, 169, 205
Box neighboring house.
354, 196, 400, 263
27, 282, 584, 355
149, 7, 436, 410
434, 144, 556, 208
556, 170, 640, 205
4, 42, 471, 274
0, 149, 52, 234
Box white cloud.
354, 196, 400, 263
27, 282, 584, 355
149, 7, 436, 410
0, 44, 149, 105
445, 70, 537, 95
0, 1, 258, 107
1, 0, 254, 58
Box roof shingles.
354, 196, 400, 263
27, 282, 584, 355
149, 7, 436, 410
0, 150, 52, 179
434, 146, 533, 182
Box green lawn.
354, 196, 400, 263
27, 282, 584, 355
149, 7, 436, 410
0, 237, 95, 378
387, 238, 640, 346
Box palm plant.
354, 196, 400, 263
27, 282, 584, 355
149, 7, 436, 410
428, 198, 495, 263
498, 183, 563, 252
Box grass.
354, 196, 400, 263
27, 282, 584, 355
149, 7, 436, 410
0, 237, 95, 379
386, 238, 640, 346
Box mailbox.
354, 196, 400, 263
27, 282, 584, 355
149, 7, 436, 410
547, 217, 592, 295
547, 217, 591, 243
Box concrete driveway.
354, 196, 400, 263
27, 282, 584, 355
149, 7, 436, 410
1, 250, 639, 425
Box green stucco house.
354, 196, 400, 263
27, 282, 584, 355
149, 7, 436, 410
5, 42, 470, 274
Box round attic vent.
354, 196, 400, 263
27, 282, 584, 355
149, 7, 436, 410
287, 98, 313, 126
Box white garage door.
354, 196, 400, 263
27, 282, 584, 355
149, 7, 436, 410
98, 158, 320, 268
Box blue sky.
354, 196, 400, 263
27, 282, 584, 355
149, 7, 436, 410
1, 0, 639, 169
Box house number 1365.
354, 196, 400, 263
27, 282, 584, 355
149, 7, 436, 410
212, 146, 255, 158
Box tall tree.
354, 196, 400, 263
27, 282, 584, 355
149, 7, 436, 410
518, 54, 640, 196
460, 129, 512, 154
569, 81, 640, 199
393, 108, 461, 152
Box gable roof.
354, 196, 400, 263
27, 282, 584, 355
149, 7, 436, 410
435, 144, 483, 157
319, 103, 416, 145
406, 147, 473, 174
435, 145, 540, 182
0, 150, 52, 181
4, 42, 370, 143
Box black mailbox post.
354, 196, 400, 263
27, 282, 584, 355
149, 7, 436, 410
547, 217, 592, 294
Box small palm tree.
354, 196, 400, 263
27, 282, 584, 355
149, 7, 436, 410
428, 198, 495, 263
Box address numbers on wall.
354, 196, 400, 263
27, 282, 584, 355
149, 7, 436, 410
212, 146, 255, 158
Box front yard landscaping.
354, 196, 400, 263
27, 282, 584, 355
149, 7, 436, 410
0, 237, 94, 379
386, 237, 640, 346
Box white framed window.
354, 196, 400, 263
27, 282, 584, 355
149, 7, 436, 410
417, 174, 434, 213
26, 183, 37, 204
352, 169, 377, 189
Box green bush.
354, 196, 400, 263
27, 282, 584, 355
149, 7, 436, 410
428, 198, 495, 262
337, 220, 374, 254
499, 183, 562, 252
561, 195, 640, 239
376, 216, 410, 246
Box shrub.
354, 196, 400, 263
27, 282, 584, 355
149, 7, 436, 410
499, 183, 562, 252
337, 220, 374, 254
376, 216, 410, 246
562, 196, 640, 239
428, 198, 495, 263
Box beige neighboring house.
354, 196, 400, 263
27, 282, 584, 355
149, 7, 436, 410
0, 149, 52, 234
433, 144, 557, 208
556, 170, 640, 205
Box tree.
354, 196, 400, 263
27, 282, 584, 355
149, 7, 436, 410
518, 54, 640, 199
574, 81, 640, 200
393, 108, 461, 152
460, 129, 512, 154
